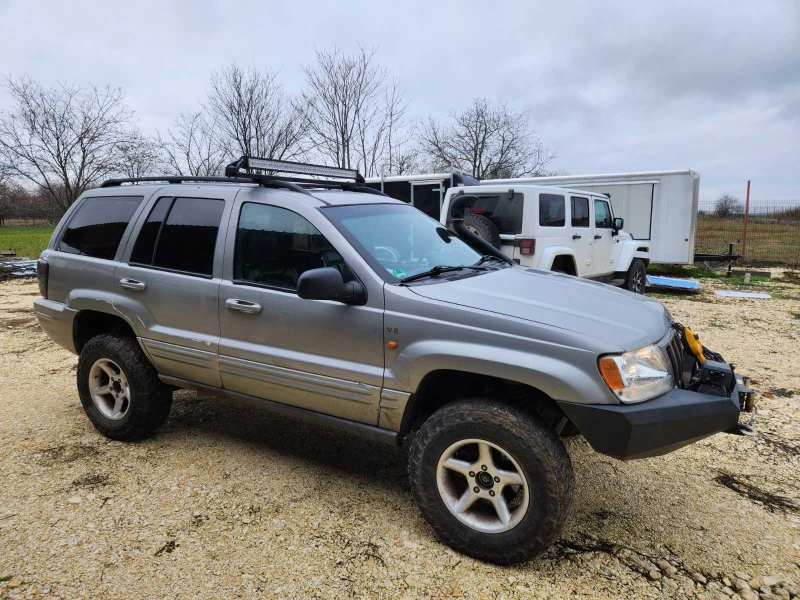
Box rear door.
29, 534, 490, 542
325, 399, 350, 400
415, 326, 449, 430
217, 194, 385, 424
569, 196, 593, 275
591, 197, 615, 276
116, 189, 234, 386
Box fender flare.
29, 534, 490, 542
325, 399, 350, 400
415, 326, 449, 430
537, 246, 578, 272
66, 289, 151, 336
615, 240, 651, 272
387, 340, 616, 406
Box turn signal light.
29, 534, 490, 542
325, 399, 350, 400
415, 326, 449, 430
598, 356, 625, 390
519, 238, 535, 256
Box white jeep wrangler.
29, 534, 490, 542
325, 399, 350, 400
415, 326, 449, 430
441, 184, 651, 293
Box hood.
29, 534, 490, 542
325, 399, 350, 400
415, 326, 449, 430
408, 266, 670, 351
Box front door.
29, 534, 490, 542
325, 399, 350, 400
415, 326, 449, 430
116, 190, 234, 386
217, 198, 385, 424
591, 198, 615, 276
569, 196, 593, 276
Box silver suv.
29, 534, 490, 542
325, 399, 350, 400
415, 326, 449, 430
34, 157, 754, 564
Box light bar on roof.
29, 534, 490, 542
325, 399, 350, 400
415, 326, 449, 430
242, 157, 359, 180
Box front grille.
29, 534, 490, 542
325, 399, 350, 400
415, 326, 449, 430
662, 331, 683, 388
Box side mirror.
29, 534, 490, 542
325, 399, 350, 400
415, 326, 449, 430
613, 217, 624, 231
296, 267, 367, 306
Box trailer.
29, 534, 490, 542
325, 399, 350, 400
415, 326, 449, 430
483, 170, 700, 264
368, 170, 702, 265
364, 172, 478, 220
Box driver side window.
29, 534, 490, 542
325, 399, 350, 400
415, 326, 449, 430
234, 202, 344, 291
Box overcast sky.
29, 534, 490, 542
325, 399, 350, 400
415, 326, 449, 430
1, 0, 798, 204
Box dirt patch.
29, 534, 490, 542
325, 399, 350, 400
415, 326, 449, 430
71, 473, 112, 488
714, 472, 798, 513
2, 276, 799, 600
35, 443, 101, 465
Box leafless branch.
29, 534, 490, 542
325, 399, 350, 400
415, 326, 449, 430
116, 128, 161, 178
417, 98, 556, 179
156, 111, 226, 177
0, 76, 135, 212
298, 46, 411, 177
206, 62, 308, 162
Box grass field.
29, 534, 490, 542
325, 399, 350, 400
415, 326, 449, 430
695, 215, 800, 267
0, 217, 798, 267
0, 226, 54, 259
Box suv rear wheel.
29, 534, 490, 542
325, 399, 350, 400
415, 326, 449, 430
625, 259, 647, 294
77, 334, 172, 440
408, 399, 573, 564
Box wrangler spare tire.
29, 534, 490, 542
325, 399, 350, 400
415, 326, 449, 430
464, 213, 501, 250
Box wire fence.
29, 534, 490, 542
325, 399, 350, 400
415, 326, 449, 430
696, 200, 800, 268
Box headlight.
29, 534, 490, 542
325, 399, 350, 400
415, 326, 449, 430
598, 345, 674, 403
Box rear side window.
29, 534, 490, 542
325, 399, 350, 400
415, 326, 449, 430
58, 196, 143, 259
130, 197, 171, 265
594, 199, 612, 228
571, 197, 590, 227
539, 194, 565, 227
234, 202, 344, 291
130, 197, 225, 276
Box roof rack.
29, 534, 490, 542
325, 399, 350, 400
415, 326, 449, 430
100, 175, 313, 195
100, 156, 386, 197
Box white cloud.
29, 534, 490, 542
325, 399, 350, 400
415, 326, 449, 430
0, 0, 797, 202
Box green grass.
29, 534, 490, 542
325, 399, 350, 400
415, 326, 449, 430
695, 215, 800, 267
0, 226, 54, 259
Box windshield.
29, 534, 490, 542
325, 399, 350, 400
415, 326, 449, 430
323, 203, 482, 281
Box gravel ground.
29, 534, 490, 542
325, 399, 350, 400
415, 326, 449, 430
1, 274, 799, 600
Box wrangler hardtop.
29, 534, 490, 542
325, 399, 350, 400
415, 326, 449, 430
34, 157, 755, 564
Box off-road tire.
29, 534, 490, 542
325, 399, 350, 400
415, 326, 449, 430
408, 399, 574, 564
464, 214, 501, 249
624, 259, 647, 294
77, 334, 172, 440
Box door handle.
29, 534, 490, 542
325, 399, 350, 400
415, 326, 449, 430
594, 234, 603, 240
119, 278, 146, 292
225, 298, 262, 315
572, 234, 582, 240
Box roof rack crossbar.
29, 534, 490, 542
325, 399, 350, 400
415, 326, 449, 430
100, 175, 313, 196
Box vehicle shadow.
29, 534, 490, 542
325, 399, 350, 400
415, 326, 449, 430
150, 390, 785, 573
157, 390, 410, 495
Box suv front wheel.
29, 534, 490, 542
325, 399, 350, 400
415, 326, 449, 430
408, 399, 573, 564
624, 259, 647, 294
77, 334, 173, 441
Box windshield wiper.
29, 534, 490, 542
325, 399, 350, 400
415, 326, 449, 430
473, 254, 510, 267
400, 264, 487, 284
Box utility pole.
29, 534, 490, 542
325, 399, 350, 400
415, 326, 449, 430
741, 180, 751, 259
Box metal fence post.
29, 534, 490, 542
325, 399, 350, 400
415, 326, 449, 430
741, 180, 751, 259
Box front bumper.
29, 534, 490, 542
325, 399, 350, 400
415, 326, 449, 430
556, 380, 750, 460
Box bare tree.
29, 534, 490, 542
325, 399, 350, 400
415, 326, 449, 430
157, 111, 226, 177
417, 98, 556, 180
117, 128, 161, 178
298, 47, 410, 177
714, 194, 744, 218
0, 76, 135, 213
207, 63, 308, 161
